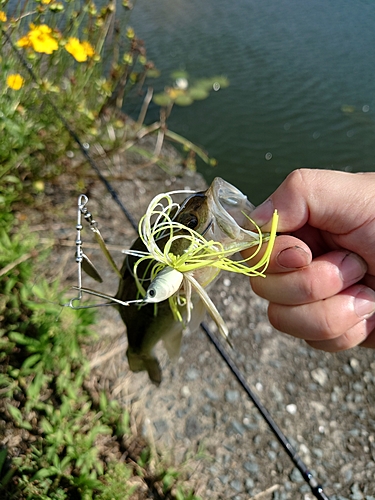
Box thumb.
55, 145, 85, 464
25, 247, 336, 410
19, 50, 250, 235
250, 169, 375, 235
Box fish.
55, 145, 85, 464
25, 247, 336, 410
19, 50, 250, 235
115, 177, 260, 385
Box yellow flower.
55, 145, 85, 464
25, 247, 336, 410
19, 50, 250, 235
17, 24, 58, 54
6, 74, 25, 90
17, 35, 30, 48
41, 0, 53, 3
65, 37, 95, 62
82, 41, 95, 58
0, 11, 7, 22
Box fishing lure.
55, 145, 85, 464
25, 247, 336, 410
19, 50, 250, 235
66, 182, 279, 346
144, 267, 184, 303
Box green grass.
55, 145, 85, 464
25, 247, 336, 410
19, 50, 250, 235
0, 2, 229, 497
0, 193, 202, 499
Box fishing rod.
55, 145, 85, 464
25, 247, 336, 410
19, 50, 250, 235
4, 27, 332, 499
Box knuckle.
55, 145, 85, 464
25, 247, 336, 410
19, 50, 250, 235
267, 303, 283, 331
294, 267, 321, 303
314, 301, 341, 340
284, 168, 310, 191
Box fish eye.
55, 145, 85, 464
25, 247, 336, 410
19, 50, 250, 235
186, 215, 198, 229
148, 288, 156, 297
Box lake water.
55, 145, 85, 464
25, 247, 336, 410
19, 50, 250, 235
126, 0, 375, 204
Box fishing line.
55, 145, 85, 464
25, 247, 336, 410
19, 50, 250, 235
4, 27, 332, 499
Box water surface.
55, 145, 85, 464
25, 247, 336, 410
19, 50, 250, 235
126, 0, 375, 203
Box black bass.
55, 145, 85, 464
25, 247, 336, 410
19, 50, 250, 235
115, 177, 278, 385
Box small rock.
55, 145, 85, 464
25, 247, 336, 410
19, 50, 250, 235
185, 367, 199, 380
230, 479, 243, 492
253, 434, 262, 445
350, 482, 364, 500
311, 367, 328, 387
267, 450, 277, 460
201, 404, 212, 416
153, 419, 168, 438
269, 440, 279, 450
185, 415, 201, 439
286, 382, 296, 394
350, 357, 360, 372
353, 382, 364, 392
245, 477, 254, 490
244, 461, 259, 474
272, 386, 284, 402
343, 364, 353, 376
204, 388, 219, 401
298, 483, 310, 493
231, 419, 245, 435
225, 389, 240, 403
181, 385, 190, 397
286, 403, 297, 415
289, 467, 304, 483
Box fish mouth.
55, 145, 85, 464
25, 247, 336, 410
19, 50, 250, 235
205, 177, 258, 242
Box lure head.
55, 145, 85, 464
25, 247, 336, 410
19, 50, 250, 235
144, 267, 184, 303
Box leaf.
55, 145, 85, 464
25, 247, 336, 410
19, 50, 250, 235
146, 68, 161, 78
31, 467, 57, 480
188, 87, 209, 101
40, 418, 54, 435
174, 94, 194, 106
7, 405, 22, 423
99, 391, 108, 411
0, 448, 7, 472
153, 93, 173, 107
7, 404, 32, 429
8, 332, 38, 347
21, 353, 41, 371
171, 70, 189, 80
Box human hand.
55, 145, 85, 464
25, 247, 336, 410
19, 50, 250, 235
243, 169, 375, 352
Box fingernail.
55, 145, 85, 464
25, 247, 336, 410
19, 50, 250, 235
340, 253, 367, 284
276, 246, 311, 269
251, 199, 274, 227
354, 287, 375, 318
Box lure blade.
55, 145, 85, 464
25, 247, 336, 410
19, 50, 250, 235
91, 228, 122, 279
81, 253, 103, 283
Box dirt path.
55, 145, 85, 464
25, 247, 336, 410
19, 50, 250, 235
30, 143, 375, 500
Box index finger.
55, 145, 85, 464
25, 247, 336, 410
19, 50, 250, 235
250, 169, 375, 234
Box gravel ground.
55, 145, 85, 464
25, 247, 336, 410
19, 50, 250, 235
34, 141, 375, 500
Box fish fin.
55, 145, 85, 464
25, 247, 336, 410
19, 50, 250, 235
162, 327, 183, 362
126, 348, 162, 386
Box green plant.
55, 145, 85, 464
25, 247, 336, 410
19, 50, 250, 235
0, 210, 202, 499
0, 2, 218, 497
96, 463, 137, 500
0, 0, 154, 201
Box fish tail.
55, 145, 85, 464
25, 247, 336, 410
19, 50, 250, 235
126, 348, 162, 386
